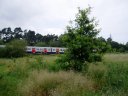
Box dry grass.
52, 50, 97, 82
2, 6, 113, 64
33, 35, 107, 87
103, 53, 128, 63
88, 62, 107, 73
19, 70, 94, 96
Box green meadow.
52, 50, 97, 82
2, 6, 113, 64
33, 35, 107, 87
0, 53, 128, 96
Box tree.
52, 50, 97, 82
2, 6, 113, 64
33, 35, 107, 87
58, 7, 102, 71
125, 42, 128, 52
24, 30, 36, 46
107, 36, 112, 43
13, 27, 23, 39
58, 34, 67, 47
49, 40, 61, 47
1, 27, 13, 42
35, 42, 47, 47
0, 30, 2, 40
98, 37, 111, 52
35, 33, 43, 43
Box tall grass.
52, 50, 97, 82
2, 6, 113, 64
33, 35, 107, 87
86, 54, 128, 95
0, 55, 60, 96
19, 70, 95, 96
0, 54, 128, 96
103, 53, 128, 63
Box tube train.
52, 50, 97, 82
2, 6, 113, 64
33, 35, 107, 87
0, 45, 66, 54
26, 46, 66, 54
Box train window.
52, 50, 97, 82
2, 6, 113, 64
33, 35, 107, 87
53, 49, 55, 51
27, 48, 31, 50
48, 49, 51, 51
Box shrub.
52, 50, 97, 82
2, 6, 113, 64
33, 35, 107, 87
88, 53, 102, 62
5, 39, 27, 58
0, 47, 7, 58
56, 54, 89, 72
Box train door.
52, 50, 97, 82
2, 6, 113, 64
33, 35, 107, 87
43, 48, 47, 54
56, 48, 59, 54
32, 48, 36, 53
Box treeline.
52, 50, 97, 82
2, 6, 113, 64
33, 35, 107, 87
98, 37, 128, 52
0, 27, 128, 53
0, 27, 64, 47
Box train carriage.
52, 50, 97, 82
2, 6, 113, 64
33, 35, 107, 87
1, 45, 66, 54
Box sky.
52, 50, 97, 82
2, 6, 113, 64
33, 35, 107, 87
0, 0, 128, 44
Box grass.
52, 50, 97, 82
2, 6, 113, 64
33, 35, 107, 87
0, 53, 128, 96
19, 70, 95, 96
103, 53, 128, 63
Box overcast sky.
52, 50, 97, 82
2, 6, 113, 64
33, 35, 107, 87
0, 0, 128, 43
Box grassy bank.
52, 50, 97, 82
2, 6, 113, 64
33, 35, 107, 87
0, 53, 128, 96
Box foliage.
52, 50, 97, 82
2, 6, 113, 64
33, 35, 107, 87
13, 27, 23, 39
6, 39, 27, 58
58, 7, 102, 71
0, 40, 4, 44
24, 30, 36, 46
49, 40, 62, 47
35, 42, 47, 47
0, 27, 62, 47
106, 36, 128, 52
0, 39, 27, 58
0, 26, 128, 50
0, 47, 7, 58
88, 53, 102, 62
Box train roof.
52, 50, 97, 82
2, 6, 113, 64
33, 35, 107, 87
26, 46, 66, 48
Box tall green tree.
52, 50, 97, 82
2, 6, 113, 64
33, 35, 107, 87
58, 7, 102, 71
13, 27, 23, 39
1, 27, 13, 42
24, 30, 36, 46
35, 33, 43, 43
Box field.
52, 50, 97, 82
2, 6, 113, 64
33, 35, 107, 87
0, 53, 128, 96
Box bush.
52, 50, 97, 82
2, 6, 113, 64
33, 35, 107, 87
56, 54, 71, 71
0, 47, 7, 58
56, 54, 90, 72
88, 53, 102, 62
0, 39, 27, 58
